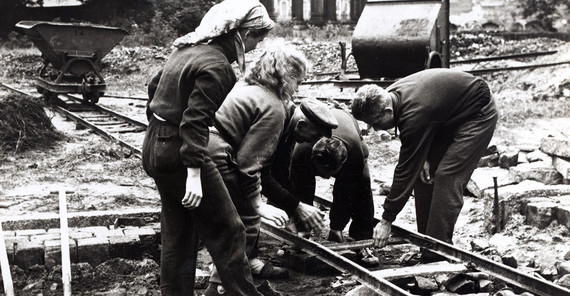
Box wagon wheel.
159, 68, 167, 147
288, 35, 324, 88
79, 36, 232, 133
83, 92, 100, 104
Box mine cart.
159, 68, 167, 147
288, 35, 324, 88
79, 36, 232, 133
343, 0, 450, 85
16, 21, 128, 103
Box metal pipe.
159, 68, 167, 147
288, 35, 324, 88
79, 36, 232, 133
493, 176, 501, 233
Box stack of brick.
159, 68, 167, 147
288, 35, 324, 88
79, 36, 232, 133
467, 136, 570, 233
1, 210, 161, 272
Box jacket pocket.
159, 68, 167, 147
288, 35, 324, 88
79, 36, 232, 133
142, 121, 182, 177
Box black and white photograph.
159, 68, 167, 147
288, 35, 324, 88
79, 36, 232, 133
0, 0, 569, 295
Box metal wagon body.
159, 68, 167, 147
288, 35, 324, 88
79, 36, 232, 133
334, 0, 450, 88
16, 21, 128, 103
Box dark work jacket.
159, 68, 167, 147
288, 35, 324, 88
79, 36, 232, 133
383, 68, 491, 222
289, 108, 368, 203
147, 36, 237, 169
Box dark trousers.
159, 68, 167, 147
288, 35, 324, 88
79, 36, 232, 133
329, 161, 375, 240
290, 143, 375, 240
207, 132, 261, 284
143, 118, 260, 296
414, 98, 498, 243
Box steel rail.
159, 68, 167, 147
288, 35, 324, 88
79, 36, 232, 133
65, 93, 148, 128
466, 60, 570, 75
313, 195, 570, 296
48, 104, 142, 158
260, 222, 413, 296
449, 50, 558, 64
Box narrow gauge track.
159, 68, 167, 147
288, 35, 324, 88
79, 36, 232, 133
261, 196, 570, 296
3, 82, 570, 296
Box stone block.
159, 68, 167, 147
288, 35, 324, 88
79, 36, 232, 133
466, 167, 515, 198
482, 181, 570, 232
478, 153, 499, 167
123, 227, 156, 238
552, 156, 570, 180
540, 137, 570, 158
526, 150, 551, 163
14, 239, 44, 270
77, 237, 110, 267
108, 235, 141, 259
554, 203, 570, 229
415, 276, 438, 292
44, 239, 77, 269
2, 230, 15, 237
499, 150, 519, 169
508, 161, 563, 185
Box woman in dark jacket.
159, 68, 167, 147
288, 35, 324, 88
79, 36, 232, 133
204, 41, 308, 294
142, 1, 274, 295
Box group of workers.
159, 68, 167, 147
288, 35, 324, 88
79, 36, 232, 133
141, 0, 499, 295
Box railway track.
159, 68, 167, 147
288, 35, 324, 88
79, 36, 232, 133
2, 83, 570, 296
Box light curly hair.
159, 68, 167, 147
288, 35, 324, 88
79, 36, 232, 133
244, 40, 309, 101
351, 84, 391, 122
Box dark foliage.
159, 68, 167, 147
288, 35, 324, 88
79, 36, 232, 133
0, 94, 65, 156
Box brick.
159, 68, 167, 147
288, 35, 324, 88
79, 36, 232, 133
15, 229, 46, 237
30, 233, 63, 244
77, 237, 110, 267
14, 239, 44, 270
69, 230, 94, 240
77, 226, 111, 237
123, 227, 156, 238
540, 137, 570, 158
44, 239, 77, 269
508, 161, 563, 185
108, 235, 141, 259
2, 230, 16, 237
552, 156, 570, 180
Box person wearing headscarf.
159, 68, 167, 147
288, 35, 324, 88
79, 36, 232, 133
142, 0, 275, 295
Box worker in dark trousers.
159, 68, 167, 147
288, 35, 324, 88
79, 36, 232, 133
203, 42, 319, 295
260, 102, 340, 237
142, 0, 275, 295
351, 69, 498, 257
288, 108, 379, 267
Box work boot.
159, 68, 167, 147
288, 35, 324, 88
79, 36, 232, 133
327, 229, 344, 243
256, 280, 283, 296
202, 283, 225, 295
357, 247, 380, 267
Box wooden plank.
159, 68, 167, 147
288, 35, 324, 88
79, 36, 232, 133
58, 190, 72, 296
371, 261, 468, 280
0, 221, 15, 296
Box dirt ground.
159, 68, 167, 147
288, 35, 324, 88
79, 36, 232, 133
1, 36, 570, 295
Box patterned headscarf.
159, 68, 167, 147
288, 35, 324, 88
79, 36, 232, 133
172, 0, 274, 72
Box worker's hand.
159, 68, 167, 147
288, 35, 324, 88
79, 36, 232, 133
420, 160, 434, 184
258, 203, 289, 228
373, 218, 392, 248
181, 167, 203, 209
295, 202, 325, 232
